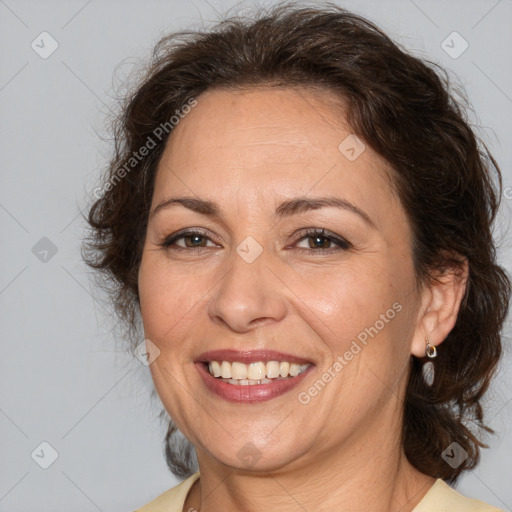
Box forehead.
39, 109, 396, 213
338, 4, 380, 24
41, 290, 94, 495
153, 86, 399, 224
164, 86, 351, 165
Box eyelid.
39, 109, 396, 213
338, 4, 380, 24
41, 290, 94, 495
289, 227, 352, 251
159, 227, 351, 252
160, 228, 221, 248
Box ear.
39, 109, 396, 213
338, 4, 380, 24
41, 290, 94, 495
410, 258, 469, 358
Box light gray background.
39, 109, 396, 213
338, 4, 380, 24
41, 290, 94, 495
1, 0, 511, 510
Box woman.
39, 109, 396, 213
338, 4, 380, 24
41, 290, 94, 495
84, 4, 510, 511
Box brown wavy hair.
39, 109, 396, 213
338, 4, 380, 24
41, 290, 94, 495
83, 3, 511, 483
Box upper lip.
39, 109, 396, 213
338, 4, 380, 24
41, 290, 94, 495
195, 349, 313, 365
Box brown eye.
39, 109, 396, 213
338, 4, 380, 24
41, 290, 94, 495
161, 229, 218, 249
294, 228, 351, 252
184, 234, 208, 247
308, 234, 332, 249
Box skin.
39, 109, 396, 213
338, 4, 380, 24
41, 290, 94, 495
138, 87, 467, 512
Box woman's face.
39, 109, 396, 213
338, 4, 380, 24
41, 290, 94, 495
138, 87, 426, 472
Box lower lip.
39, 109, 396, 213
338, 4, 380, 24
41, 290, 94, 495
195, 362, 314, 403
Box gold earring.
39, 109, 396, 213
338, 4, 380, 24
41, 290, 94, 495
425, 334, 437, 358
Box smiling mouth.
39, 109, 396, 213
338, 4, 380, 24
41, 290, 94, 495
204, 360, 311, 385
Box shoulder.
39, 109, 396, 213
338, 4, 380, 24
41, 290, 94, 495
133, 472, 200, 512
413, 479, 504, 512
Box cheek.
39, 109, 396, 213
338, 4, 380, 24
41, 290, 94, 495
291, 257, 416, 389
138, 255, 206, 345
294, 261, 398, 338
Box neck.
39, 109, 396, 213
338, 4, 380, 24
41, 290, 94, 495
184, 417, 435, 512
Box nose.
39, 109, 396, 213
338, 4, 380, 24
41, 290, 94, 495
207, 248, 288, 333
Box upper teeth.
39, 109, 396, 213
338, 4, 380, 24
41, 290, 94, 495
208, 361, 309, 380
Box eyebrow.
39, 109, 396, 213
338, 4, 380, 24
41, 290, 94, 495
150, 196, 375, 228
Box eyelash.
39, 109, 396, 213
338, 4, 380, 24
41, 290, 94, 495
293, 228, 351, 253
159, 228, 351, 254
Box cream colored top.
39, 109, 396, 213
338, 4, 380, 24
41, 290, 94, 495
134, 472, 504, 512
